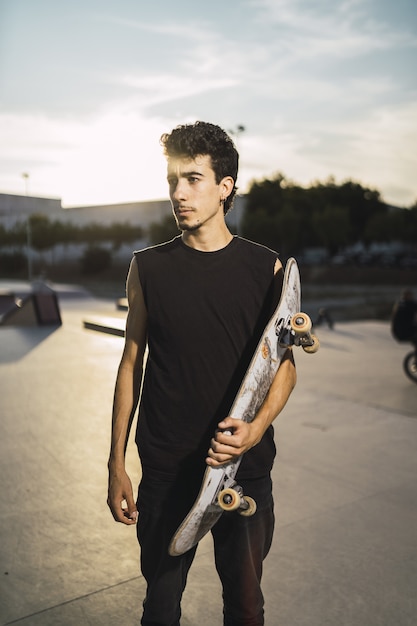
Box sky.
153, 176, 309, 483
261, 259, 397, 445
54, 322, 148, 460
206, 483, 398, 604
0, 0, 416, 208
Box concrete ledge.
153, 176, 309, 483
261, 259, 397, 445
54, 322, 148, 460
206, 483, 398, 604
83, 316, 125, 337
116, 297, 128, 311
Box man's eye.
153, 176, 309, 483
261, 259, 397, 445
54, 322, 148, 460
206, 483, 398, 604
189, 177, 199, 183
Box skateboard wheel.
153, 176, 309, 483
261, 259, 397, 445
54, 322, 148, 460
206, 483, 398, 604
218, 488, 241, 511
239, 496, 257, 517
303, 334, 320, 353
291, 312, 311, 334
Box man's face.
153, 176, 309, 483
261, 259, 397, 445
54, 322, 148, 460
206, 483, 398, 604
167, 154, 230, 232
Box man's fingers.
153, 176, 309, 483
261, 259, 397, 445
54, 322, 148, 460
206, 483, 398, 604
206, 451, 231, 467
124, 497, 138, 522
212, 431, 244, 452
111, 501, 137, 525
206, 440, 239, 466
107, 492, 138, 525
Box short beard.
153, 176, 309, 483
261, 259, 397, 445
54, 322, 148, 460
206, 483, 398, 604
180, 223, 201, 232
175, 217, 201, 232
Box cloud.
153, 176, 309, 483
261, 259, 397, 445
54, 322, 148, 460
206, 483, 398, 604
341, 100, 417, 204
88, 12, 248, 116
0, 0, 415, 209
237, 98, 417, 206
0, 113, 78, 157
248, 0, 417, 58
117, 72, 238, 108
0, 109, 174, 205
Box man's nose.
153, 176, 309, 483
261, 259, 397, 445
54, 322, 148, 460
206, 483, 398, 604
172, 179, 187, 201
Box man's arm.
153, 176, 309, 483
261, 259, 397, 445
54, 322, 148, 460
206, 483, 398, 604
206, 349, 296, 466
107, 258, 147, 524
207, 258, 297, 466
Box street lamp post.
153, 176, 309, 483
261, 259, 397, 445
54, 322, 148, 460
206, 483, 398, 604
22, 172, 32, 283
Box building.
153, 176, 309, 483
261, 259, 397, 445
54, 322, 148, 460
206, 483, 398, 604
0, 193, 171, 229
0, 193, 63, 229
0, 192, 246, 265
0, 192, 245, 231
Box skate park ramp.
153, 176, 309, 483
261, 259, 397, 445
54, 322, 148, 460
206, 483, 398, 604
0, 288, 62, 327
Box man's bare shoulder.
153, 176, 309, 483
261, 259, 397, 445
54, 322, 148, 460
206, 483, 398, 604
274, 258, 283, 274
126, 257, 147, 317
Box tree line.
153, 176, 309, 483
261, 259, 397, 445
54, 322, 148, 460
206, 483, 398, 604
1, 175, 416, 275
240, 174, 417, 259
0, 216, 146, 275
0, 215, 144, 252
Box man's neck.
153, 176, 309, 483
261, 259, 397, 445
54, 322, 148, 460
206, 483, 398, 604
181, 224, 234, 252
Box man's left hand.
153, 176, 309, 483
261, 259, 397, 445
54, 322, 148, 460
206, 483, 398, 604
206, 417, 262, 467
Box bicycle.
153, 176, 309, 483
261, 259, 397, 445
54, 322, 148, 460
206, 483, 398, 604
403, 346, 417, 384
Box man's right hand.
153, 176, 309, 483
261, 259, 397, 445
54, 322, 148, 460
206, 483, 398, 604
107, 466, 138, 525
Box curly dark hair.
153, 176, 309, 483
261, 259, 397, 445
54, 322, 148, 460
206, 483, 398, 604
160, 121, 239, 214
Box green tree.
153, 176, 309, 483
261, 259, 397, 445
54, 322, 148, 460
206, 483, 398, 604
80, 246, 112, 274
78, 222, 108, 245
244, 173, 286, 218
242, 174, 389, 254
241, 207, 278, 251
274, 204, 303, 258
363, 211, 397, 243
312, 205, 351, 255
402, 205, 417, 245
53, 220, 80, 245
2, 221, 27, 246
107, 222, 144, 250
148, 215, 179, 245
30, 214, 57, 252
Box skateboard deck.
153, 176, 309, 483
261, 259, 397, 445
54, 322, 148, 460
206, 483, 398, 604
169, 257, 318, 556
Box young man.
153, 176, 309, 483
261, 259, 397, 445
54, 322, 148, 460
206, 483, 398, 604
107, 121, 296, 625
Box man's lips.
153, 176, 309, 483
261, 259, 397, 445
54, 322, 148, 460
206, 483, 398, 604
175, 206, 194, 216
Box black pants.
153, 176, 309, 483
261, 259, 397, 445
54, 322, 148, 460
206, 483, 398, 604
137, 472, 275, 626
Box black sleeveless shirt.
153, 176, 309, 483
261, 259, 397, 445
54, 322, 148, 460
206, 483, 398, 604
134, 236, 281, 480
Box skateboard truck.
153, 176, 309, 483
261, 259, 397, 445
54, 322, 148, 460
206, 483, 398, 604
276, 312, 319, 353
217, 483, 257, 517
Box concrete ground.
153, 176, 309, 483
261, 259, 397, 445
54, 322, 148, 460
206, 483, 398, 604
0, 287, 416, 625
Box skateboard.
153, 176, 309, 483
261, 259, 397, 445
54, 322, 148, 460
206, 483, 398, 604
169, 257, 318, 556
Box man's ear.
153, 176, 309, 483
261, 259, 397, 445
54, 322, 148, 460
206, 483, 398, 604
220, 176, 235, 199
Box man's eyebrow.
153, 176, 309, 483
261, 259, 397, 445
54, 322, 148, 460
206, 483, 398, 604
167, 169, 204, 179
181, 169, 204, 178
